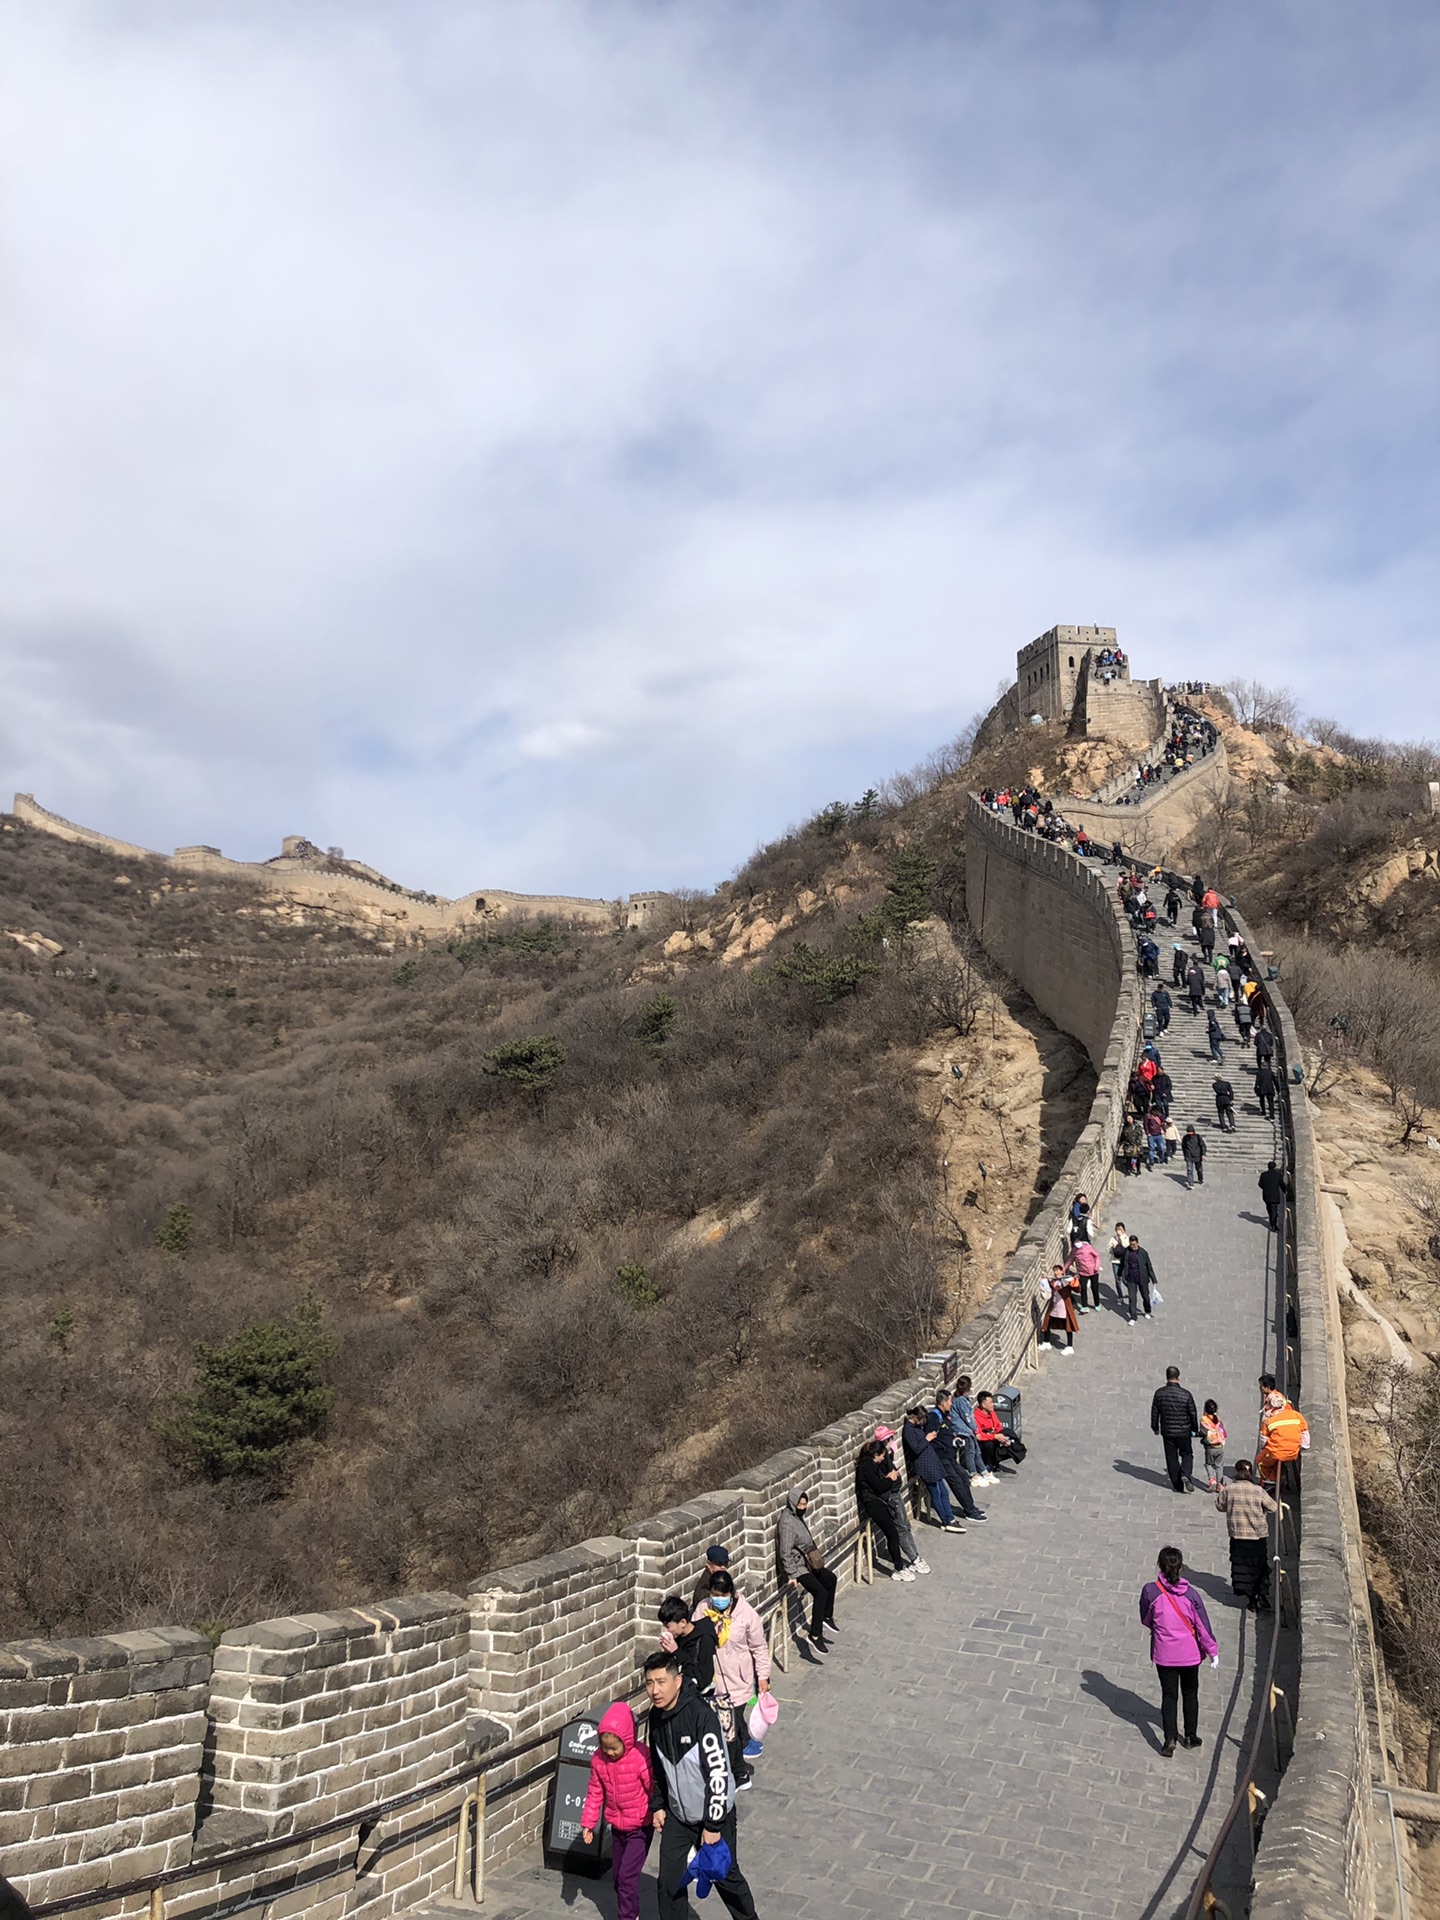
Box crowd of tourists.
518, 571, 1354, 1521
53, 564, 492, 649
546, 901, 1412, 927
1110, 704, 1219, 806
572, 799, 1302, 1912
576, 1383, 1028, 1916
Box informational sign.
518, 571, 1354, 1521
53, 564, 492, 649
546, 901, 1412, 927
545, 1716, 611, 1874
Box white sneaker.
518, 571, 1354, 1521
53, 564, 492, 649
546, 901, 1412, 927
1060, 1347, 1074, 1357
912, 1558, 931, 1574
894, 1567, 916, 1582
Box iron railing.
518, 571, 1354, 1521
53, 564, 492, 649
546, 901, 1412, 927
28, 1522, 875, 1918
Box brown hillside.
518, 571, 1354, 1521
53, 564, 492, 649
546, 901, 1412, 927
0, 778, 1090, 1642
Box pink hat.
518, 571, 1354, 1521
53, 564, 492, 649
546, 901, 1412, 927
873, 1426, 895, 1441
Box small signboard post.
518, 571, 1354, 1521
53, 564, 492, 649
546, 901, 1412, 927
545, 1715, 611, 1876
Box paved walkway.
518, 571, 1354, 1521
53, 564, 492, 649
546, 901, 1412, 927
450, 912, 1282, 1920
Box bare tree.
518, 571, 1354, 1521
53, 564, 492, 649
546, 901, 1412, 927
1223, 678, 1300, 732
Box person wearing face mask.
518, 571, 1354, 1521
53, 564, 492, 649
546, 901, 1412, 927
775, 1487, 838, 1655
695, 1569, 770, 1791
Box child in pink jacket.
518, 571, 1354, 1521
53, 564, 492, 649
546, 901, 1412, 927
579, 1702, 653, 1920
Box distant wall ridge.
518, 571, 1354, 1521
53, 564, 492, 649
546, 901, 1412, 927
8, 792, 674, 938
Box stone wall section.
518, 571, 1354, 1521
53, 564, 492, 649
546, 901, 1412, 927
0, 1628, 210, 1913
9, 794, 625, 934
1058, 742, 1230, 864
6, 786, 1384, 1920
1233, 905, 1389, 1920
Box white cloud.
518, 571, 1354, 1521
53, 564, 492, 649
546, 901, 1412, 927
0, 0, 1436, 894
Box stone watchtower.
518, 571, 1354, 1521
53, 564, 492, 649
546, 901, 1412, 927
1016, 625, 1118, 726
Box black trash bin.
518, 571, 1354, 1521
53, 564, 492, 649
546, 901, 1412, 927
993, 1387, 1022, 1443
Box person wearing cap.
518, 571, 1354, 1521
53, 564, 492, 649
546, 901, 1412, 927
690, 1544, 732, 1613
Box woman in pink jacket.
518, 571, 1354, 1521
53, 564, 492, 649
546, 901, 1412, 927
695, 1569, 771, 1789
579, 1701, 653, 1920
1139, 1546, 1219, 1757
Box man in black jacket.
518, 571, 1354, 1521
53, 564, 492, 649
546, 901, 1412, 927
1121, 1234, 1157, 1326
658, 1596, 718, 1695
1212, 1075, 1235, 1131
1258, 1160, 1291, 1233
1185, 961, 1208, 1015
1151, 1364, 1201, 1492
645, 1652, 759, 1919
1151, 984, 1172, 1034
1255, 1059, 1280, 1121
1181, 1126, 1206, 1189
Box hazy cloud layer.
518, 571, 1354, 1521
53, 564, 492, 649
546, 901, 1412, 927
2, 0, 1437, 894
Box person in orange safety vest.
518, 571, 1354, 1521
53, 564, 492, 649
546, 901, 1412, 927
1255, 1389, 1309, 1485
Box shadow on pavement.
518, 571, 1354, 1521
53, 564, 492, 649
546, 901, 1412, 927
1079, 1669, 1162, 1750
1112, 1459, 1174, 1489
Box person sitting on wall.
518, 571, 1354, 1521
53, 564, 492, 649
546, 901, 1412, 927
855, 1438, 923, 1582
775, 1487, 839, 1654
973, 1393, 1025, 1472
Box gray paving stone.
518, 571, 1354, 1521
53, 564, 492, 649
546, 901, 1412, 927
420, 923, 1276, 1919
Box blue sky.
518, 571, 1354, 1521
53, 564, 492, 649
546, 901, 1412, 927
1, 0, 1436, 897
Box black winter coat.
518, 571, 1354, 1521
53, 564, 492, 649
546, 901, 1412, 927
1151, 1382, 1200, 1437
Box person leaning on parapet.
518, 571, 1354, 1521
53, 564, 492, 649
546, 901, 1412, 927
902, 1407, 966, 1534
1151, 1365, 1200, 1492
1258, 1159, 1291, 1232
695, 1569, 770, 1790
855, 1438, 923, 1582
931, 1388, 989, 1521
951, 1380, 990, 1484
1120, 1233, 1158, 1326
1215, 1459, 1277, 1612
1255, 1385, 1309, 1489
873, 1424, 931, 1560
643, 1650, 761, 1920
776, 1487, 840, 1654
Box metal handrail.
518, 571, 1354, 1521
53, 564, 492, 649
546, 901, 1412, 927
1177, 943, 1298, 1918
28, 1522, 871, 1918
1078, 850, 1301, 1919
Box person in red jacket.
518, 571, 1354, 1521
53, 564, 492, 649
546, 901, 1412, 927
580, 1701, 654, 1920
973, 1393, 1024, 1471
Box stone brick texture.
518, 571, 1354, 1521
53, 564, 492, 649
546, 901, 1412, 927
0, 1627, 209, 1912
0, 805, 1383, 1920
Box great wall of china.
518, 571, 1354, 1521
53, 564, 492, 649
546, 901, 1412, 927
8, 794, 675, 938
0, 636, 1404, 1918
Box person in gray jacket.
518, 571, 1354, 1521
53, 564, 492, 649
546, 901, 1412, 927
775, 1488, 837, 1654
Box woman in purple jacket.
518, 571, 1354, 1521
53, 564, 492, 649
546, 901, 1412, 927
1139, 1546, 1219, 1756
